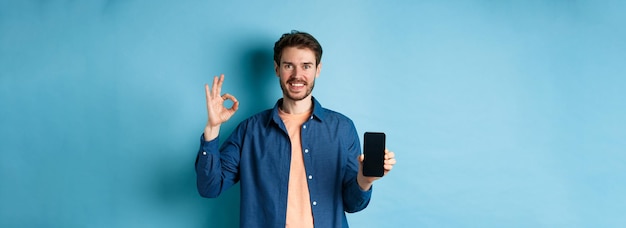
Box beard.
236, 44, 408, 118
280, 77, 315, 101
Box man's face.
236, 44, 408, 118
275, 46, 321, 102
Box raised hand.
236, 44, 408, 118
204, 74, 239, 141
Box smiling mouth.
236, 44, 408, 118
287, 79, 307, 88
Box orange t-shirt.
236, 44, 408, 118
279, 108, 314, 228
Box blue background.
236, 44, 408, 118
1, 1, 625, 227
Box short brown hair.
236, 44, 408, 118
273, 30, 323, 66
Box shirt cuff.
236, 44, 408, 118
197, 134, 220, 165
200, 133, 219, 152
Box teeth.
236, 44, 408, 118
291, 83, 304, 86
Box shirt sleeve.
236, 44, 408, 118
195, 124, 244, 198
342, 121, 373, 213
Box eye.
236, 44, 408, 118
283, 64, 293, 70
303, 64, 312, 70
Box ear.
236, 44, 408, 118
274, 61, 280, 77
315, 62, 322, 78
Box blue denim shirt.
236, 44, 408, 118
196, 97, 372, 227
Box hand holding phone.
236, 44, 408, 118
362, 132, 386, 177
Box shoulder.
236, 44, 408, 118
226, 108, 273, 140
241, 108, 274, 126
321, 108, 354, 124
318, 107, 358, 136
312, 97, 355, 127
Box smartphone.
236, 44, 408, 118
362, 132, 386, 177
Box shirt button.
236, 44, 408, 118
303, 125, 307, 129
308, 175, 313, 180
304, 149, 309, 153
312, 201, 317, 206
202, 151, 207, 156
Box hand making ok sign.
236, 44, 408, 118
203, 74, 239, 141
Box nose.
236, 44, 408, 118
293, 66, 303, 77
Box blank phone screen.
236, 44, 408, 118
363, 132, 385, 177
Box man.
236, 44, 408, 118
195, 31, 396, 227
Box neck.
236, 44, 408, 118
281, 96, 313, 114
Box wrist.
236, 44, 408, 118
357, 176, 374, 191
203, 124, 220, 141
